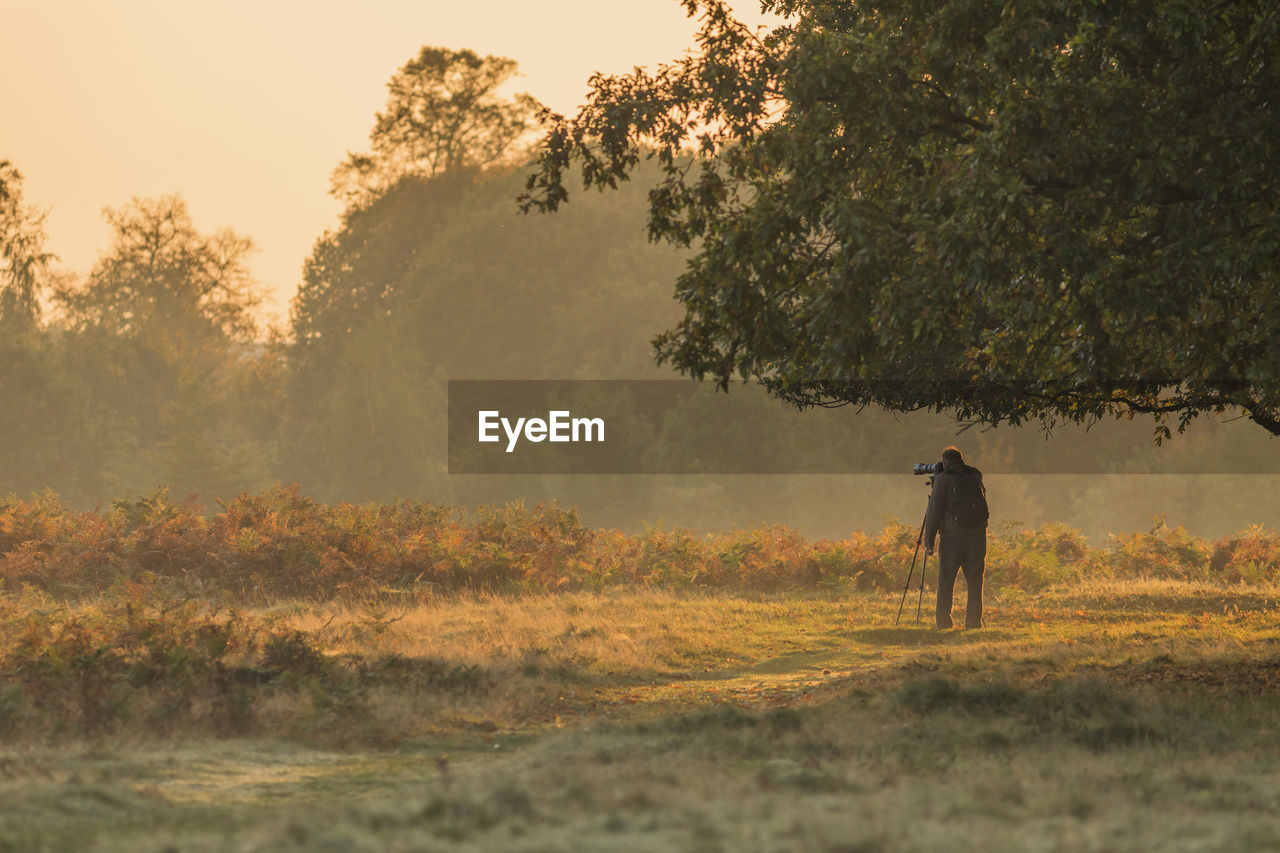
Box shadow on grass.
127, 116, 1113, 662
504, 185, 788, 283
850, 626, 1016, 646
1054, 590, 1278, 616
847, 627, 949, 646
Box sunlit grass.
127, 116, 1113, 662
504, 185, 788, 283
5, 577, 1280, 850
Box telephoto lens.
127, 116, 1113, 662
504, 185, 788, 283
912, 462, 944, 475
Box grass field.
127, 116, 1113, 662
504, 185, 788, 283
4, 577, 1280, 851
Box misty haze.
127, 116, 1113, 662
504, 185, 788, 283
3, 1, 1280, 850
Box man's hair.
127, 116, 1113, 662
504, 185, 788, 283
941, 446, 964, 464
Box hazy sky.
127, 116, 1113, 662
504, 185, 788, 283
3, 0, 780, 323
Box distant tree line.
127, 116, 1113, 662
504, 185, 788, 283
0, 50, 689, 512
2, 45, 1278, 539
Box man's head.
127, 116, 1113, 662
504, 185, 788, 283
941, 446, 963, 468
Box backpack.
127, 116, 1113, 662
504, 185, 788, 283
946, 465, 989, 529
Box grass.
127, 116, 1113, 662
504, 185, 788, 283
4, 578, 1280, 850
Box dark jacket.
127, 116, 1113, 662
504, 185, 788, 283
923, 464, 986, 548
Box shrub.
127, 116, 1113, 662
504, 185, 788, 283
3, 488, 1278, 600
1092, 517, 1213, 581
987, 522, 1090, 589
1210, 525, 1280, 584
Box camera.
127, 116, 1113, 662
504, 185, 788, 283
912, 462, 944, 475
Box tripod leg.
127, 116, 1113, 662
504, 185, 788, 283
895, 540, 921, 626
915, 547, 927, 624
896, 507, 929, 626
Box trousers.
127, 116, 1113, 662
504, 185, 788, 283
936, 529, 986, 629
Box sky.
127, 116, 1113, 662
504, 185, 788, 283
2, 0, 781, 323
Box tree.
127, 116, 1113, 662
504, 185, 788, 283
0, 162, 133, 501
524, 0, 1280, 439
284, 164, 688, 503
0, 160, 54, 332
53, 196, 275, 500
0, 330, 128, 503
57, 195, 260, 348
333, 47, 539, 205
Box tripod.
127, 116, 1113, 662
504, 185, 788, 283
895, 476, 933, 626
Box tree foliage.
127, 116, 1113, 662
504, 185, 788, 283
0, 160, 54, 332
48, 195, 275, 500
56, 195, 259, 347
525, 0, 1280, 437
286, 165, 687, 503
332, 47, 539, 205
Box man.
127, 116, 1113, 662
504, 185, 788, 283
921, 446, 988, 629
